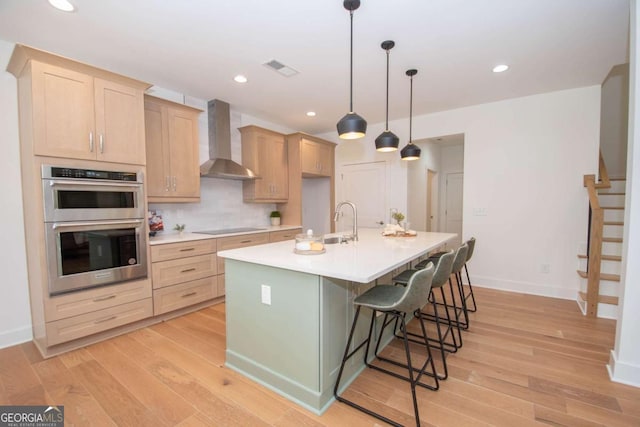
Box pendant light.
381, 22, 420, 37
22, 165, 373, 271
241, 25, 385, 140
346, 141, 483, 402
336, 0, 367, 140
375, 40, 399, 152
400, 69, 421, 161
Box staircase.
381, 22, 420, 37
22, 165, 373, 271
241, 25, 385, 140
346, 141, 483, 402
577, 171, 626, 318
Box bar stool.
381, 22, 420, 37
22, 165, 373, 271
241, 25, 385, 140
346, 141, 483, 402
417, 237, 477, 312
384, 250, 456, 380
334, 264, 437, 427
393, 246, 466, 348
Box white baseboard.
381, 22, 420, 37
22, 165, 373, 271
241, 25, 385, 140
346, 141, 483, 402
471, 275, 577, 300
576, 292, 618, 319
608, 350, 640, 388
0, 325, 32, 349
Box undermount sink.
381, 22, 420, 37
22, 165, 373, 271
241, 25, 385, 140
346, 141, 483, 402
324, 237, 342, 244
324, 235, 352, 244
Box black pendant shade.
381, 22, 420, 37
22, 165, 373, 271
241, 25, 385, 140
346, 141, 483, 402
337, 0, 367, 140
401, 68, 421, 161
400, 142, 421, 160
375, 40, 399, 152
375, 130, 400, 152
337, 112, 367, 140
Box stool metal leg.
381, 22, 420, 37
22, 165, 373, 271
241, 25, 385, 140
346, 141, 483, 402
463, 263, 478, 312
422, 286, 463, 350
335, 307, 437, 427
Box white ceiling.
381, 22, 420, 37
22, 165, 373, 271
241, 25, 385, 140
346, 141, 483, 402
0, 0, 630, 136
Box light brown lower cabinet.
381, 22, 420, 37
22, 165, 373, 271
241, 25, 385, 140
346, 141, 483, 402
151, 239, 221, 315
153, 276, 218, 315
46, 299, 153, 346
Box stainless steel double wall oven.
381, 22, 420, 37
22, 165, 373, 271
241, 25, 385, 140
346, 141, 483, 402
42, 165, 148, 295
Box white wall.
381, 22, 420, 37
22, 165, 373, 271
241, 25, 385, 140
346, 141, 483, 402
0, 40, 32, 347
324, 85, 601, 300
609, 0, 640, 388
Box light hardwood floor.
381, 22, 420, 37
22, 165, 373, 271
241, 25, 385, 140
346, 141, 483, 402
1, 286, 639, 426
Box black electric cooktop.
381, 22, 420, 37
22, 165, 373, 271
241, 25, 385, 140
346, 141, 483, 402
195, 227, 267, 236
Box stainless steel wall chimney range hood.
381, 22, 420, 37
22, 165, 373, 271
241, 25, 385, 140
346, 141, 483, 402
199, 99, 257, 180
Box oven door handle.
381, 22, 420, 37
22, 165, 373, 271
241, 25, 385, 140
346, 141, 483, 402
52, 219, 144, 230
48, 179, 142, 188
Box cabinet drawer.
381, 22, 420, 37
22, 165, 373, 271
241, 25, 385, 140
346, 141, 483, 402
45, 279, 151, 322
153, 276, 218, 315
46, 298, 152, 346
152, 253, 217, 289
217, 232, 269, 251
269, 228, 302, 243
216, 233, 269, 274
151, 239, 216, 262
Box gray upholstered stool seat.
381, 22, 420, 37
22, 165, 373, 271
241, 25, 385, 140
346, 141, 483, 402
334, 265, 438, 427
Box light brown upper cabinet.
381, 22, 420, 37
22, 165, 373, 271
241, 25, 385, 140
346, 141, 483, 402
277, 133, 336, 231
240, 125, 288, 203
301, 138, 333, 177
7, 45, 149, 165
144, 96, 202, 203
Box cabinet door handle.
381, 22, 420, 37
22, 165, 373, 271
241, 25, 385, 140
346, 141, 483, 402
181, 291, 197, 298
89, 132, 94, 152
165, 176, 170, 192
93, 294, 116, 302
94, 315, 117, 324
179, 247, 196, 252
240, 240, 252, 244
99, 134, 104, 153
172, 176, 177, 191
180, 267, 197, 273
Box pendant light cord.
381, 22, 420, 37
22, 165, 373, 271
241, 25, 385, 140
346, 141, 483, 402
385, 49, 390, 131
349, 9, 354, 113
409, 74, 413, 144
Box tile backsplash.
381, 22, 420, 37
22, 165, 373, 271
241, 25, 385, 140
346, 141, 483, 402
149, 178, 275, 234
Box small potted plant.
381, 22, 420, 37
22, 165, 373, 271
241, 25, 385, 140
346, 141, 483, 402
173, 223, 186, 236
270, 211, 281, 226
391, 211, 405, 226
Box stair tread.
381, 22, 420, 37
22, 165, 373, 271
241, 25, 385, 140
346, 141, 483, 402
602, 206, 625, 210
578, 291, 618, 306
577, 254, 622, 261
598, 192, 625, 195
609, 178, 627, 181
577, 270, 620, 281
603, 237, 623, 243
604, 221, 624, 226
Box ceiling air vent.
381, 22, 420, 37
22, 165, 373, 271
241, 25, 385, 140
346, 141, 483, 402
263, 59, 299, 77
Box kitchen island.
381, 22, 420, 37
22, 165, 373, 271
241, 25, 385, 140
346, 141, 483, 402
217, 228, 456, 414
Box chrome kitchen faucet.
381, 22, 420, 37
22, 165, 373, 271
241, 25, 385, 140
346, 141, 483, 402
334, 201, 358, 242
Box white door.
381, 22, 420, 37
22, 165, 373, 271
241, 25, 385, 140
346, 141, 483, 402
444, 172, 463, 246
338, 162, 387, 232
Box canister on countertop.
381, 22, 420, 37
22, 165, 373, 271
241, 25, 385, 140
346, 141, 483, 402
294, 229, 325, 254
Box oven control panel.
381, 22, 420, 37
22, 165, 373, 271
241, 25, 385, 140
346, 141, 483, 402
47, 167, 139, 182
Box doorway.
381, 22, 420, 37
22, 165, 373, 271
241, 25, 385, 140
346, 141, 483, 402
426, 169, 436, 231
337, 161, 387, 231
443, 172, 463, 246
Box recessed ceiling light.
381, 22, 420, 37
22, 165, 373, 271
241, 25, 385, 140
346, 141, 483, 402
48, 0, 75, 12
492, 64, 509, 73
233, 75, 248, 83
306, 111, 316, 117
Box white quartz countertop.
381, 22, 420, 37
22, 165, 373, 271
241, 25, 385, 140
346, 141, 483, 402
149, 225, 302, 245
217, 228, 457, 283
